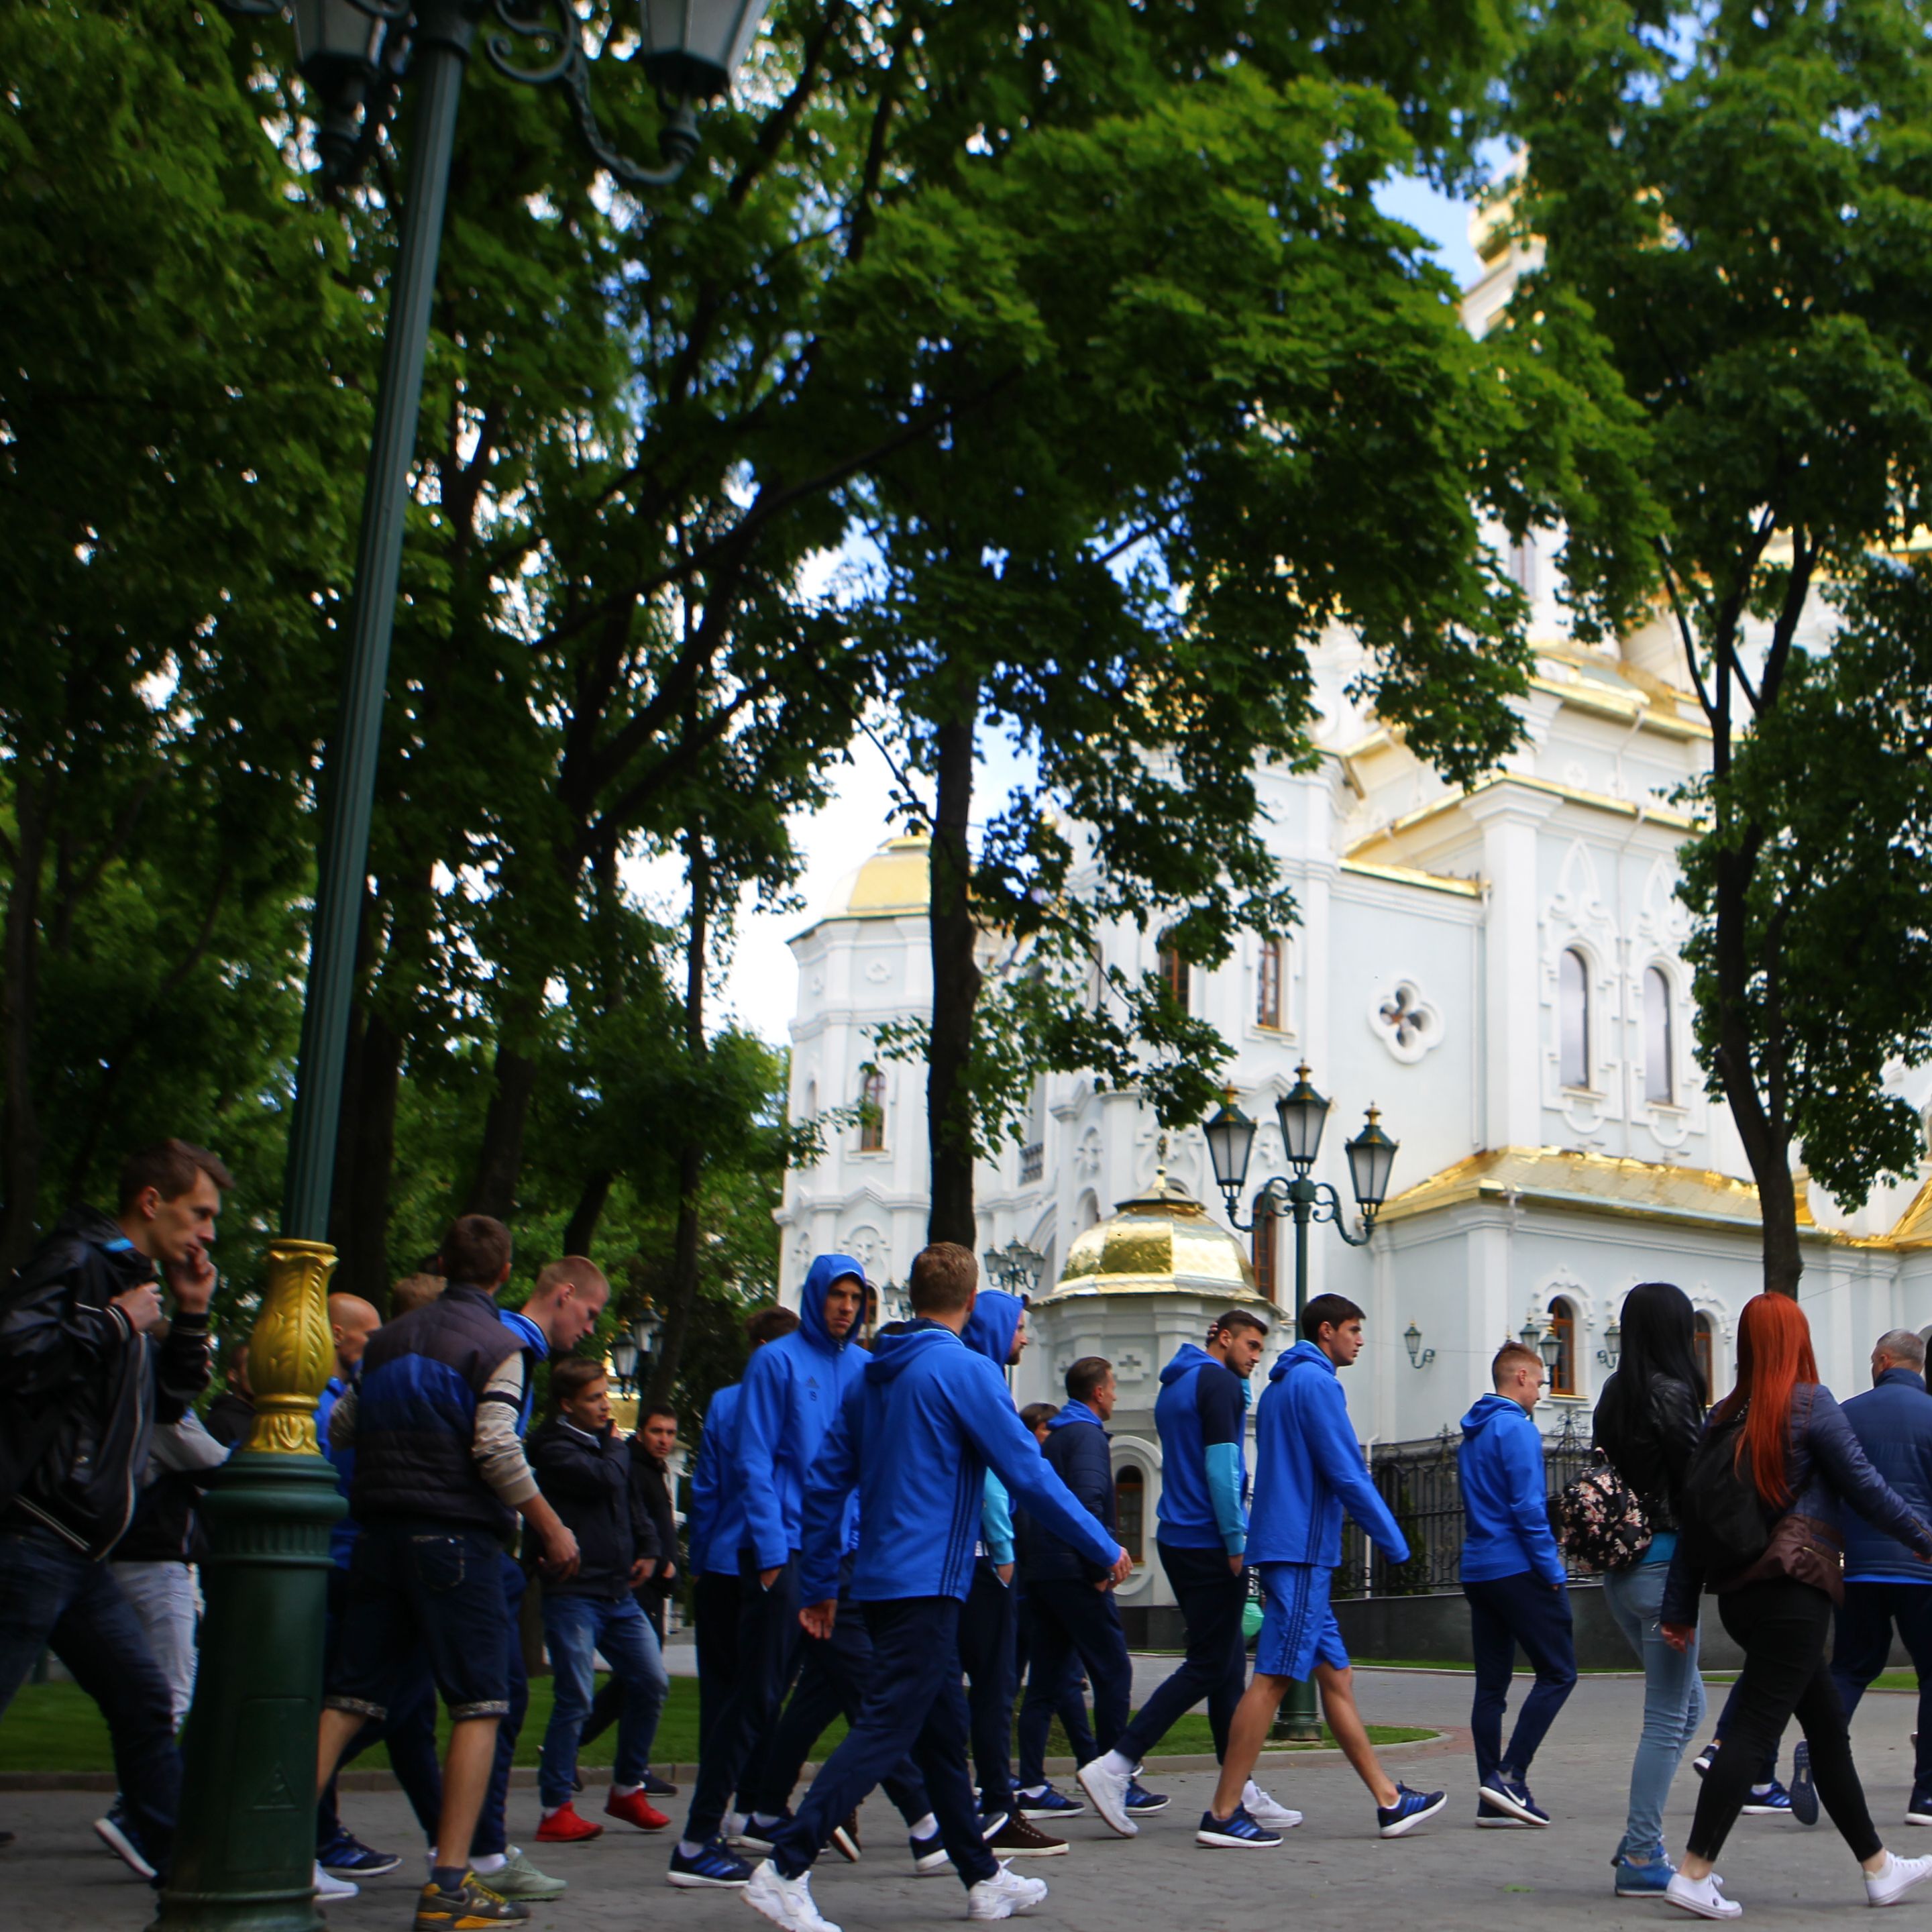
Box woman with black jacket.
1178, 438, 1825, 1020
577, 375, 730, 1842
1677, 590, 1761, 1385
1592, 1281, 1709, 1898
1660, 1293, 1932, 1920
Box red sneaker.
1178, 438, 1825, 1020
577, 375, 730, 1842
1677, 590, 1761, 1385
535, 1801, 603, 1843
604, 1788, 671, 1833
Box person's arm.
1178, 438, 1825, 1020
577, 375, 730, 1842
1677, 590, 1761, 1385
981, 1471, 1016, 1572
1198, 1367, 1248, 1566
150, 1410, 229, 1476
328, 1383, 358, 1450
475, 1356, 578, 1576
529, 1427, 613, 1500
0, 1243, 127, 1401
1305, 1377, 1409, 1564
1810, 1389, 1932, 1557
734, 1346, 794, 1579
1498, 1416, 1566, 1587
798, 1386, 864, 1627
153, 1309, 213, 1424
686, 1423, 723, 1575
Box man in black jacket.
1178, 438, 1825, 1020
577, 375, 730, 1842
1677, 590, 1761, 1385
0, 1138, 224, 1880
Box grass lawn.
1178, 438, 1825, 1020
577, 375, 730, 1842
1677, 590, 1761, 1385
0, 1678, 1430, 1775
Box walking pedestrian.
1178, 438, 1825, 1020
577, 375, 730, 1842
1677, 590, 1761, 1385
1012, 1401, 1097, 1803
1660, 1292, 1932, 1919
1199, 1293, 1438, 1848
1458, 1339, 1579, 1827
1591, 1281, 1709, 1892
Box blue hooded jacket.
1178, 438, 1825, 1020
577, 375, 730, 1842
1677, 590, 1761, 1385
1840, 1368, 1932, 1583
798, 1320, 1120, 1605
1154, 1342, 1250, 1556
1247, 1340, 1407, 1568
1458, 1392, 1565, 1587
688, 1382, 743, 1577
963, 1289, 1027, 1566
736, 1254, 870, 1570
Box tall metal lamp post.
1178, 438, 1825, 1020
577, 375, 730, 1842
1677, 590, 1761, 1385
983, 1238, 1047, 1299
156, 9, 766, 1929
1201, 1065, 1399, 1742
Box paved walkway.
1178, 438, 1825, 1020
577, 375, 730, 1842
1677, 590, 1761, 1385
5, 1670, 1925, 1931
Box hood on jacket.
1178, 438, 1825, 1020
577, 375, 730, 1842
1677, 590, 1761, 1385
1161, 1341, 1216, 1387
1269, 1338, 1333, 1383
1047, 1398, 1104, 1432
865, 1319, 959, 1383
963, 1288, 1025, 1368
800, 1252, 867, 1352
1461, 1391, 1525, 1436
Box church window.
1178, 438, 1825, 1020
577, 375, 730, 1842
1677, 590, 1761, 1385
1256, 936, 1287, 1030
1694, 1312, 1715, 1404
1644, 966, 1674, 1104
1548, 1297, 1578, 1396
1114, 1464, 1146, 1564
1559, 949, 1591, 1089
857, 1065, 886, 1152
1252, 1207, 1278, 1303
1157, 936, 1189, 1015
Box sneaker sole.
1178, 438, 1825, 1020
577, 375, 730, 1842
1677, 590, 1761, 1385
830, 1827, 860, 1863
535, 1831, 604, 1845
1126, 1800, 1171, 1816
1074, 1768, 1137, 1838
913, 1852, 952, 1875
1870, 1866, 1932, 1907
667, 1870, 750, 1888
1739, 1805, 1788, 1817
93, 1817, 158, 1881
987, 1841, 1068, 1858
1248, 1815, 1303, 1831
1196, 1827, 1283, 1849
1666, 1893, 1742, 1919
1906, 1813, 1932, 1828
1477, 1786, 1548, 1827
1617, 1884, 1674, 1898
325, 1856, 405, 1876
1477, 1816, 1537, 1829
1018, 1806, 1085, 1821
1380, 1793, 1449, 1838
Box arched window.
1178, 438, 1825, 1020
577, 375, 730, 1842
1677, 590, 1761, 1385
1559, 948, 1591, 1089
1256, 936, 1287, 1030
1694, 1312, 1715, 1405
1549, 1297, 1578, 1397
857, 1065, 886, 1152
1252, 1207, 1278, 1304
1157, 936, 1189, 1015
1644, 966, 1674, 1104
1114, 1464, 1146, 1564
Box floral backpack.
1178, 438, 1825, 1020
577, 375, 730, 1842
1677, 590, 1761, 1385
1552, 1451, 1652, 1573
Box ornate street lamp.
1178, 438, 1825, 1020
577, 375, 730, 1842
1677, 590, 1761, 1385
633, 1303, 664, 1362
1403, 1322, 1436, 1371
609, 1333, 640, 1396
982, 1240, 1046, 1298
160, 7, 767, 1927
1597, 1322, 1623, 1373
1537, 1322, 1564, 1378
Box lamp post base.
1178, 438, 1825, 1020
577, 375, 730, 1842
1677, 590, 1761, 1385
1271, 1676, 1323, 1744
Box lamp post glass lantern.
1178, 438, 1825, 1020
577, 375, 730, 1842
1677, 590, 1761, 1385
610, 1334, 640, 1393
1275, 1063, 1330, 1172
1597, 1322, 1622, 1373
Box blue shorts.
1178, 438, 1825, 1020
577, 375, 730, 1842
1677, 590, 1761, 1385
1255, 1562, 1349, 1680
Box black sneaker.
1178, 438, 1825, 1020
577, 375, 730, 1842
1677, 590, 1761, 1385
1789, 1741, 1819, 1825
642, 1770, 679, 1798
1693, 1741, 1719, 1778
94, 1805, 157, 1881
1125, 1779, 1169, 1815
413, 1875, 531, 1929
1907, 1787, 1932, 1828
319, 1829, 404, 1876
666, 1837, 752, 1888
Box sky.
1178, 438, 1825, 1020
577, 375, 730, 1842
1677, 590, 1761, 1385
692, 170, 1483, 1048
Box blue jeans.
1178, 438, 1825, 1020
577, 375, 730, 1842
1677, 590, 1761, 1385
1603, 1560, 1707, 1864
539, 1593, 668, 1808
1464, 1570, 1578, 1787
1016, 1578, 1132, 1788
473, 1553, 529, 1859
0, 1527, 182, 1871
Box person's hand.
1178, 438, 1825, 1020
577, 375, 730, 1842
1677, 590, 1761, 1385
661, 1560, 678, 1582
111, 1282, 166, 1335
1228, 1554, 1244, 1576
1661, 1622, 1693, 1654
800, 1599, 837, 1640
759, 1566, 782, 1591
996, 1562, 1014, 1586
164, 1242, 216, 1313
542, 1522, 580, 1579
628, 1558, 653, 1587
1099, 1549, 1133, 1589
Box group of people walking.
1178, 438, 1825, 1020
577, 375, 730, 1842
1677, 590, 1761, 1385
7, 1143, 1932, 1931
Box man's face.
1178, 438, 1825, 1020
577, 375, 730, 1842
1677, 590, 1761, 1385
1031, 1421, 1051, 1446
1321, 1318, 1366, 1368
1509, 1360, 1547, 1412
1089, 1371, 1118, 1421
642, 1412, 678, 1459
138, 1171, 222, 1268
551, 1281, 608, 1353
332, 1305, 380, 1374
1222, 1325, 1266, 1379
562, 1375, 612, 1434
824, 1275, 865, 1341
1008, 1312, 1030, 1366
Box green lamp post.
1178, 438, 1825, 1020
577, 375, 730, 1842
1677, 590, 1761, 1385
152, 5, 767, 1927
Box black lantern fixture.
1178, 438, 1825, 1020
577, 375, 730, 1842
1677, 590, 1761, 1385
983, 1240, 1046, 1297
1597, 1321, 1622, 1373
1519, 1316, 1543, 1356
1537, 1320, 1564, 1377
641, 0, 769, 98
1403, 1322, 1436, 1371
609, 1333, 640, 1394
633, 1303, 664, 1362
1203, 1089, 1258, 1205
1343, 1105, 1400, 1221
1275, 1063, 1331, 1173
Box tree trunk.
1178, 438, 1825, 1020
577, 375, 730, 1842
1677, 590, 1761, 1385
925, 701, 981, 1248
331, 1007, 405, 1305
466, 985, 542, 1221
561, 1169, 612, 1258
0, 773, 48, 1275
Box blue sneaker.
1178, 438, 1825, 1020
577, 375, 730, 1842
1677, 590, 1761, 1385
1196, 1805, 1284, 1849
665, 1837, 752, 1888
1377, 1784, 1448, 1837
1741, 1781, 1792, 1817
1615, 1858, 1676, 1896
910, 1825, 951, 1875
1125, 1780, 1169, 1815
1790, 1741, 1819, 1825
1018, 1785, 1087, 1820
93, 1803, 157, 1881
318, 1829, 403, 1877
1477, 1776, 1550, 1827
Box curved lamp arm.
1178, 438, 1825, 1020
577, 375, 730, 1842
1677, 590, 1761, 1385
1309, 1181, 1377, 1247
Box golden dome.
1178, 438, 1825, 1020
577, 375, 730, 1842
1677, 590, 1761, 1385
1051, 1173, 1267, 1302
824, 835, 930, 920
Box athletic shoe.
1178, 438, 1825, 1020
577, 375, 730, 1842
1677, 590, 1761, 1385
606, 1788, 672, 1833
93, 1807, 158, 1882
965, 1865, 1049, 1921
486, 1850, 568, 1901
979, 1812, 1010, 1839
315, 1863, 359, 1900
669, 1837, 755, 1888
1196, 1805, 1284, 1849
319, 1829, 405, 1876
910, 1825, 951, 1874
643, 1770, 680, 1797
741, 1858, 841, 1932
984, 1815, 1067, 1858
1906, 1789, 1932, 1827
1476, 1799, 1536, 1829
1075, 1757, 1137, 1837
535, 1803, 603, 1845
1377, 1784, 1448, 1837
1477, 1776, 1550, 1827
1125, 1780, 1169, 1815
734, 1814, 790, 1856
413, 1876, 531, 1929
830, 1811, 861, 1863
1789, 1741, 1819, 1826
1741, 1783, 1792, 1816
1616, 1858, 1677, 1896
1666, 1872, 1742, 1919
1693, 1743, 1719, 1778
1241, 1782, 1302, 1830
1017, 1786, 1086, 1820
1867, 1851, 1932, 1906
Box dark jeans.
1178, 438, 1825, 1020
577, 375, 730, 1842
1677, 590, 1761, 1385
1690, 1579, 1879, 1862
957, 1560, 1019, 1814
1016, 1577, 1132, 1790
1833, 1581, 1932, 1790
1464, 1570, 1578, 1787
769, 1597, 996, 1891
1014, 1591, 1096, 1770
684, 1552, 800, 1843
0, 1527, 181, 1872
472, 1554, 530, 1859
1119, 1542, 1248, 1763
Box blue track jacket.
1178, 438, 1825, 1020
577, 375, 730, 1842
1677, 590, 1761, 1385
736, 1254, 869, 1570
1246, 1340, 1407, 1569
963, 1289, 1026, 1565
1458, 1393, 1565, 1587
1154, 1342, 1250, 1556
688, 1383, 743, 1577
798, 1320, 1120, 1606
1842, 1368, 1932, 1583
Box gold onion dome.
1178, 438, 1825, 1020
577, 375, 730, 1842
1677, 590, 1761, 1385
1051, 1172, 1266, 1301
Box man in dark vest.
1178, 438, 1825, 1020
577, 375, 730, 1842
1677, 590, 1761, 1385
316, 1215, 580, 1932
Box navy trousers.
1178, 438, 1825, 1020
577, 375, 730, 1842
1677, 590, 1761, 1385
684, 1552, 800, 1843
769, 1597, 996, 1891
1832, 1580, 1932, 1790
1014, 1589, 1097, 1770
1464, 1570, 1578, 1786
1119, 1541, 1248, 1763
472, 1554, 531, 1858
1016, 1577, 1132, 1788
957, 1560, 1020, 1815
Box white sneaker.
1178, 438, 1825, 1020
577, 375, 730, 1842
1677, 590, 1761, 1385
314, 1863, 358, 1900
1075, 1756, 1138, 1838
1867, 1851, 1932, 1906
1667, 1872, 1742, 1919
1242, 1781, 1303, 1830
741, 1859, 842, 1932
967, 1864, 1050, 1921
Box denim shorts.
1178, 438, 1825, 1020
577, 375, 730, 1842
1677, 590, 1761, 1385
324, 1518, 511, 1722
1255, 1561, 1350, 1680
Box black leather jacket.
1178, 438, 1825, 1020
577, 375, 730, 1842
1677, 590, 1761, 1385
1595, 1371, 1703, 1533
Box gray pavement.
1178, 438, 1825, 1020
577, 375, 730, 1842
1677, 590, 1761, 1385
6, 1670, 1928, 1932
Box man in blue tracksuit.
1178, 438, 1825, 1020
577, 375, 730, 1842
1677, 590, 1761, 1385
1458, 1338, 1576, 1827
672, 1256, 868, 1886
741, 1242, 1129, 1932
1202, 1293, 1441, 1848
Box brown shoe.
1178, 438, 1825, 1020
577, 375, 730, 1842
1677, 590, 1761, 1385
984, 1814, 1067, 1858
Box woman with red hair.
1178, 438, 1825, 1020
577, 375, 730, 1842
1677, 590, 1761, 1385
1661, 1293, 1932, 1919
